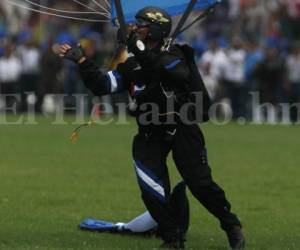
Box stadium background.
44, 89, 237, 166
0, 1, 299, 250
0, 0, 300, 121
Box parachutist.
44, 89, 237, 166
58, 5, 244, 250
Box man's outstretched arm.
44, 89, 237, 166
79, 59, 125, 96
58, 44, 131, 96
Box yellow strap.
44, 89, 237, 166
70, 120, 94, 143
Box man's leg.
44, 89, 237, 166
79, 211, 157, 233
120, 211, 157, 233
122, 181, 189, 236
172, 124, 245, 249
169, 181, 189, 235
132, 133, 186, 248
80, 182, 189, 238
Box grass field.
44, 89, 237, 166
0, 116, 299, 250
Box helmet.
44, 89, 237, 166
135, 6, 172, 41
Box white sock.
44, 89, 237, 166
121, 211, 158, 233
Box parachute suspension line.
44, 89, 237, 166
102, 0, 111, 8
22, 0, 107, 15
91, 0, 111, 15
178, 2, 219, 35
113, 0, 127, 43
71, 0, 100, 13
109, 0, 127, 78
171, 0, 197, 39
162, 0, 197, 51
162, 0, 220, 51
4, 0, 110, 22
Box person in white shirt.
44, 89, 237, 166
0, 44, 22, 110
199, 40, 227, 101
223, 37, 247, 119
18, 41, 41, 111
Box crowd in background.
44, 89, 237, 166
0, 0, 300, 122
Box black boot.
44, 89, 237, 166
159, 239, 185, 249
225, 226, 245, 249
158, 229, 185, 250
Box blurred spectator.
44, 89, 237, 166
240, 0, 265, 40
228, 0, 240, 20
244, 40, 264, 118
55, 30, 79, 98
40, 41, 63, 94
255, 46, 286, 105
38, 41, 64, 114
223, 37, 247, 119
0, 44, 22, 110
286, 43, 300, 122
0, 0, 29, 36
245, 40, 264, 90
0, 0, 299, 121
18, 40, 41, 111
0, 5, 6, 34
199, 40, 227, 101
286, 0, 300, 40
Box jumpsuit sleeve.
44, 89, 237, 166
78, 58, 132, 97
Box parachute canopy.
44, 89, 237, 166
111, 0, 221, 24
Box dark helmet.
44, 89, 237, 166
135, 6, 172, 41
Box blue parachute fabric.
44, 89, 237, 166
111, 0, 221, 24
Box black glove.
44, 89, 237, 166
126, 31, 154, 68
126, 31, 146, 54
64, 45, 85, 63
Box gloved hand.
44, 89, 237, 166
126, 31, 146, 55
58, 44, 85, 64
126, 31, 154, 69
126, 31, 138, 53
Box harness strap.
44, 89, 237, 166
171, 0, 198, 40
162, 0, 220, 51
178, 2, 219, 35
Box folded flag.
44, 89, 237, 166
79, 218, 120, 232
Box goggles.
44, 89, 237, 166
135, 18, 151, 29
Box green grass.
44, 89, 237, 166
0, 116, 299, 250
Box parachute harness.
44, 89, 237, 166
162, 0, 220, 52
69, 0, 220, 142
